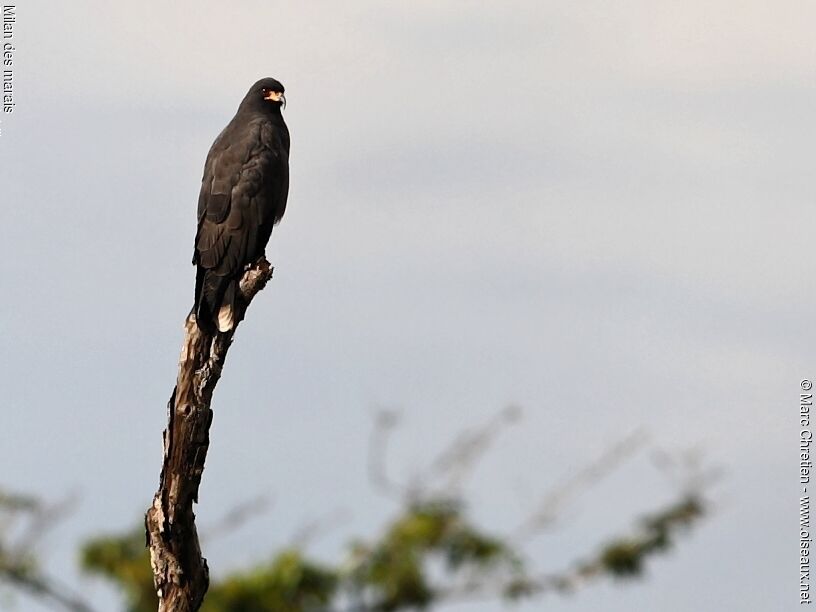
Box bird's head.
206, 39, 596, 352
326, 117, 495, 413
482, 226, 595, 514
241, 77, 286, 112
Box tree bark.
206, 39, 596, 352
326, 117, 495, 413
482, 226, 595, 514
145, 257, 274, 612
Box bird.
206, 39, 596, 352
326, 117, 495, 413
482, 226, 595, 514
192, 77, 290, 333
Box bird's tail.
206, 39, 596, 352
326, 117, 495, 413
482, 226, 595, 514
193, 268, 236, 333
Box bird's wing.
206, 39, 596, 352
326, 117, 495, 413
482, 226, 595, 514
193, 119, 272, 278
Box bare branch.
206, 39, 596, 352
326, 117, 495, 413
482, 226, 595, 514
0, 489, 95, 612
288, 508, 352, 550
651, 446, 724, 495
367, 406, 522, 502
200, 494, 273, 543
366, 409, 405, 500
0, 566, 96, 612
10, 491, 79, 558
421, 404, 521, 494
512, 428, 648, 539
144, 256, 274, 612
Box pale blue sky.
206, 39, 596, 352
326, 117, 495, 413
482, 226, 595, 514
0, 1, 810, 610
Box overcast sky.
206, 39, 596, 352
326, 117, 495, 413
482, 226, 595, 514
0, 1, 811, 610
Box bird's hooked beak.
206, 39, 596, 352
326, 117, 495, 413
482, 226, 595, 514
264, 90, 286, 108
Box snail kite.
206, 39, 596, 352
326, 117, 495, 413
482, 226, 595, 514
192, 77, 290, 332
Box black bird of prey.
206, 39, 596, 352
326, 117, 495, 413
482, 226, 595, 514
192, 77, 289, 333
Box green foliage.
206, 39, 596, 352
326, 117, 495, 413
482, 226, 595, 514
79, 495, 707, 610
202, 550, 337, 612
81, 499, 515, 612
3, 409, 713, 612
502, 576, 538, 601
599, 540, 647, 576
81, 534, 336, 612
346, 499, 512, 610
80, 527, 156, 612
598, 495, 704, 579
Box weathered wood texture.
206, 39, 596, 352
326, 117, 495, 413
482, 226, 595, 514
145, 257, 274, 612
